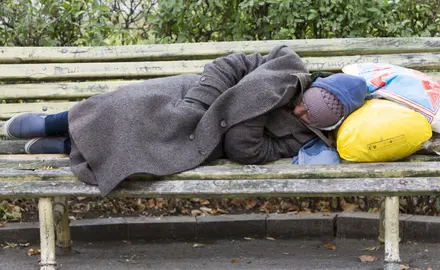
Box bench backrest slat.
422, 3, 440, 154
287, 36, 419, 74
1, 38, 439, 63
0, 53, 439, 82
0, 80, 140, 100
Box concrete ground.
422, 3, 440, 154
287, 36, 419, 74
0, 238, 438, 270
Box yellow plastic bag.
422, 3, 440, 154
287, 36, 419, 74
336, 99, 432, 162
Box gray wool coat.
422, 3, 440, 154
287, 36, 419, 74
68, 45, 317, 195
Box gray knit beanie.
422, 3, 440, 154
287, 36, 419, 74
302, 87, 344, 129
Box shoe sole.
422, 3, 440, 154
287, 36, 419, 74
24, 138, 43, 154
3, 113, 28, 140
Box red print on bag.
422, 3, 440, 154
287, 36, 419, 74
422, 80, 440, 108
370, 73, 390, 88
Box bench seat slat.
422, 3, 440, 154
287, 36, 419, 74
0, 53, 439, 81
1, 155, 440, 170
1, 70, 440, 100
0, 154, 70, 169
1, 177, 440, 198
1, 38, 440, 63
0, 140, 27, 154
2, 161, 440, 181
2, 137, 440, 157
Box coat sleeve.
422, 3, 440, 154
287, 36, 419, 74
223, 114, 301, 164
184, 45, 303, 107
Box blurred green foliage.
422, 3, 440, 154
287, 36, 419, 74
0, 0, 439, 46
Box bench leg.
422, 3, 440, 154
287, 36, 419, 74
379, 198, 385, 243
54, 197, 72, 249
384, 196, 400, 270
38, 198, 57, 270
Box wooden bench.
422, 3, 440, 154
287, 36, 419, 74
1, 38, 440, 270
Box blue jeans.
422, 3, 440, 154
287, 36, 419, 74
45, 111, 71, 153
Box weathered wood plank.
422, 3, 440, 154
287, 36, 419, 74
0, 140, 26, 154
2, 71, 440, 100
0, 80, 141, 100
38, 197, 57, 270
1, 177, 440, 198
0, 154, 69, 169
0, 103, 74, 119
3, 161, 440, 181
0, 53, 439, 81
384, 196, 401, 267
0, 154, 439, 170
1, 38, 440, 63
0, 60, 204, 81
2, 134, 440, 158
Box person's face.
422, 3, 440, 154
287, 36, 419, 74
292, 100, 311, 125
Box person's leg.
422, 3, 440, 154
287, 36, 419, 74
45, 111, 69, 136
25, 137, 71, 154
4, 111, 69, 139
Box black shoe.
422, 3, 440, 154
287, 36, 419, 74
4, 113, 47, 139
25, 137, 69, 154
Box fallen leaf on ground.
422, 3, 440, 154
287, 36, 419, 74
363, 246, 380, 251
192, 243, 205, 248
0, 222, 6, 227
266, 237, 275, 241
191, 210, 202, 216
27, 249, 41, 256
19, 243, 30, 247
243, 237, 254, 241
200, 207, 212, 214
399, 264, 410, 270
135, 201, 146, 211
245, 198, 257, 209
341, 200, 358, 212
296, 210, 312, 215
200, 199, 210, 205
4, 241, 17, 249
324, 244, 336, 250
216, 208, 229, 214
359, 255, 377, 262
231, 259, 240, 263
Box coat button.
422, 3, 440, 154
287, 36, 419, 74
189, 134, 195, 140
201, 76, 206, 82
198, 148, 206, 155
220, 120, 227, 128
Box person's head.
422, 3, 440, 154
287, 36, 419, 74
293, 74, 367, 130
